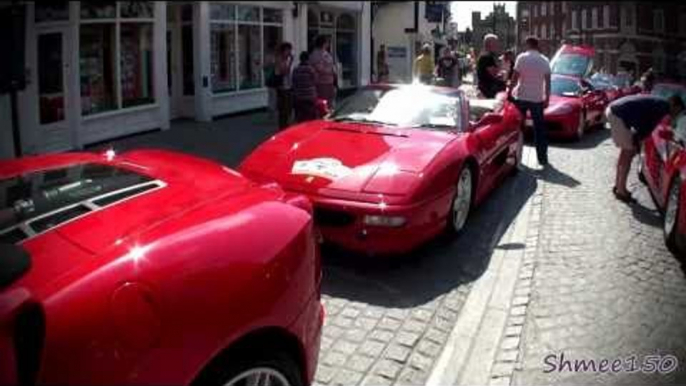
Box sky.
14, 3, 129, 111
450, 1, 517, 31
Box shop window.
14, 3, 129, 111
38, 33, 65, 124
263, 25, 283, 87
181, 4, 193, 22
238, 25, 261, 90
182, 25, 195, 95
120, 1, 154, 19
263, 8, 282, 24
211, 3, 235, 20
237, 5, 259, 22
211, 24, 237, 93
80, 24, 117, 115
336, 14, 356, 88
80, 2, 116, 19
653, 10, 664, 33
120, 23, 154, 107
35, 2, 69, 23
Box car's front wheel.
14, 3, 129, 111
196, 349, 303, 386
448, 166, 473, 234
664, 178, 683, 257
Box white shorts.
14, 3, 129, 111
606, 107, 635, 151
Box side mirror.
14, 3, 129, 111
479, 113, 503, 126
658, 129, 674, 141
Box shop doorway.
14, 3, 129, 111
167, 3, 195, 119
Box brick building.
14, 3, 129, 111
516, 2, 686, 78
472, 4, 516, 52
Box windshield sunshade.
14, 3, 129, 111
0, 163, 164, 243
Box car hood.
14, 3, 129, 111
545, 95, 581, 115
241, 120, 457, 195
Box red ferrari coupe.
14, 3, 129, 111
524, 74, 609, 140
0, 149, 323, 386
240, 84, 523, 255
639, 84, 686, 256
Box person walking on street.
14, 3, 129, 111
376, 44, 390, 83
477, 34, 506, 98
292, 51, 319, 123
414, 44, 434, 85
274, 42, 294, 129
435, 47, 459, 87
309, 35, 337, 109
606, 94, 684, 203
508, 36, 551, 166
500, 50, 515, 82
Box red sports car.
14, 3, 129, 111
0, 149, 323, 385
524, 74, 609, 140
550, 44, 595, 78
639, 84, 686, 256
239, 84, 523, 255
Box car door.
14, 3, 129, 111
648, 116, 679, 207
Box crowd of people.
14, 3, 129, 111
265, 35, 339, 130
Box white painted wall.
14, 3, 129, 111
372, 3, 414, 83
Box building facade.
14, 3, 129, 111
517, 2, 686, 77
471, 4, 516, 52
4, 1, 371, 158
371, 1, 450, 83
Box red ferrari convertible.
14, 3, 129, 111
0, 149, 323, 385
240, 84, 523, 255
639, 84, 686, 256
524, 74, 609, 140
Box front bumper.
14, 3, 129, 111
523, 112, 580, 139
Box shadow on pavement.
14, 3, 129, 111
520, 163, 581, 188
552, 125, 611, 149
320, 170, 538, 308
629, 202, 664, 228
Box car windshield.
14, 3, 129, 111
551, 77, 581, 96
652, 85, 686, 105
0, 163, 157, 244
329, 87, 462, 130
552, 54, 591, 77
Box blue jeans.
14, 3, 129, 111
515, 99, 548, 164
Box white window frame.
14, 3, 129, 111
209, 4, 284, 94
653, 9, 665, 33
79, 2, 156, 118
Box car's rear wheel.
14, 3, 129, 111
664, 178, 683, 256
196, 349, 303, 386
448, 166, 473, 234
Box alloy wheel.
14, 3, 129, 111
223, 368, 291, 386
452, 167, 473, 233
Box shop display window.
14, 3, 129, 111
238, 25, 261, 90
263, 8, 283, 24
38, 33, 65, 124
120, 1, 154, 19
211, 4, 235, 20
211, 24, 237, 93
35, 2, 69, 23
120, 23, 154, 107
237, 6, 259, 22
80, 24, 117, 115
80, 2, 116, 19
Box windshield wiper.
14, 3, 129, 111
331, 117, 396, 126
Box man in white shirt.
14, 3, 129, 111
507, 36, 551, 166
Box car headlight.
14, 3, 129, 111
363, 215, 407, 227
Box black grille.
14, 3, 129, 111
30, 205, 91, 233
92, 184, 157, 207
0, 228, 28, 244
313, 207, 355, 227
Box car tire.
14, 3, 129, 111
195, 348, 303, 386
574, 111, 586, 141
447, 166, 473, 235
664, 177, 683, 257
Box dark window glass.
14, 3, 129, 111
182, 25, 195, 95
35, 2, 69, 23
80, 2, 116, 19
120, 1, 154, 18
38, 33, 65, 124
80, 24, 118, 115
120, 23, 155, 107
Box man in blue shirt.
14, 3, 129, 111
606, 94, 682, 203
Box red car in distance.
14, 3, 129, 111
0, 149, 323, 386
639, 83, 686, 256
550, 44, 595, 79
240, 84, 524, 255
524, 74, 609, 140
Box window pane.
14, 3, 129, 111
181, 4, 193, 22
211, 3, 235, 20
337, 14, 355, 30
120, 23, 155, 107
337, 31, 356, 87
263, 8, 283, 23
182, 25, 195, 95
80, 24, 117, 115
237, 5, 259, 22
238, 24, 261, 89
120, 1, 154, 18
211, 24, 237, 93
80, 2, 116, 19
38, 33, 65, 124
263, 26, 283, 87
35, 2, 69, 23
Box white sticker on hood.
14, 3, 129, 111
291, 158, 352, 180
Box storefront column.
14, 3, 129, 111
193, 1, 212, 122
359, 2, 371, 86
155, 2, 170, 130
295, 3, 309, 56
